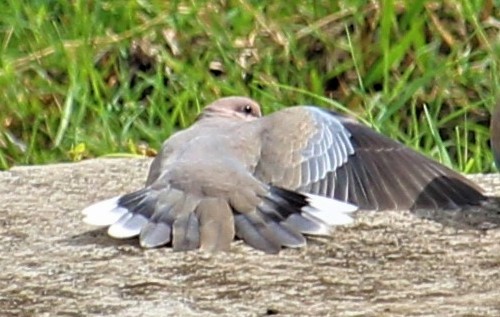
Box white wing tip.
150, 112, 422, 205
108, 213, 149, 239
303, 193, 358, 212
82, 196, 120, 215
302, 193, 357, 226
82, 196, 129, 226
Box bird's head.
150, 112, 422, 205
199, 96, 262, 121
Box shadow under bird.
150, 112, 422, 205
83, 96, 495, 253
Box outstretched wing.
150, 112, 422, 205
254, 106, 486, 211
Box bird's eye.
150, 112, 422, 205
243, 105, 253, 114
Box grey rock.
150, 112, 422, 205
1, 158, 500, 316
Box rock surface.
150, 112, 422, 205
1, 158, 500, 316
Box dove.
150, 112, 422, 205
83, 96, 488, 253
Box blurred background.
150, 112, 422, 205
0, 0, 498, 172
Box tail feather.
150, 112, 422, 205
140, 222, 172, 248
302, 193, 356, 226
82, 185, 357, 253
234, 212, 283, 254
119, 189, 157, 219
265, 186, 356, 229
82, 197, 128, 227
119, 189, 149, 208
268, 221, 307, 248
233, 186, 357, 252
196, 198, 235, 252
108, 213, 149, 239
282, 214, 330, 235
172, 212, 200, 251
82, 190, 156, 238
138, 202, 178, 248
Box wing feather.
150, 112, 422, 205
255, 106, 486, 211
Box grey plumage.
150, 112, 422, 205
83, 96, 495, 254
83, 97, 355, 253
254, 106, 486, 211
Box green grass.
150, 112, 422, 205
0, 0, 499, 172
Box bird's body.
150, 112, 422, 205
83, 96, 491, 253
